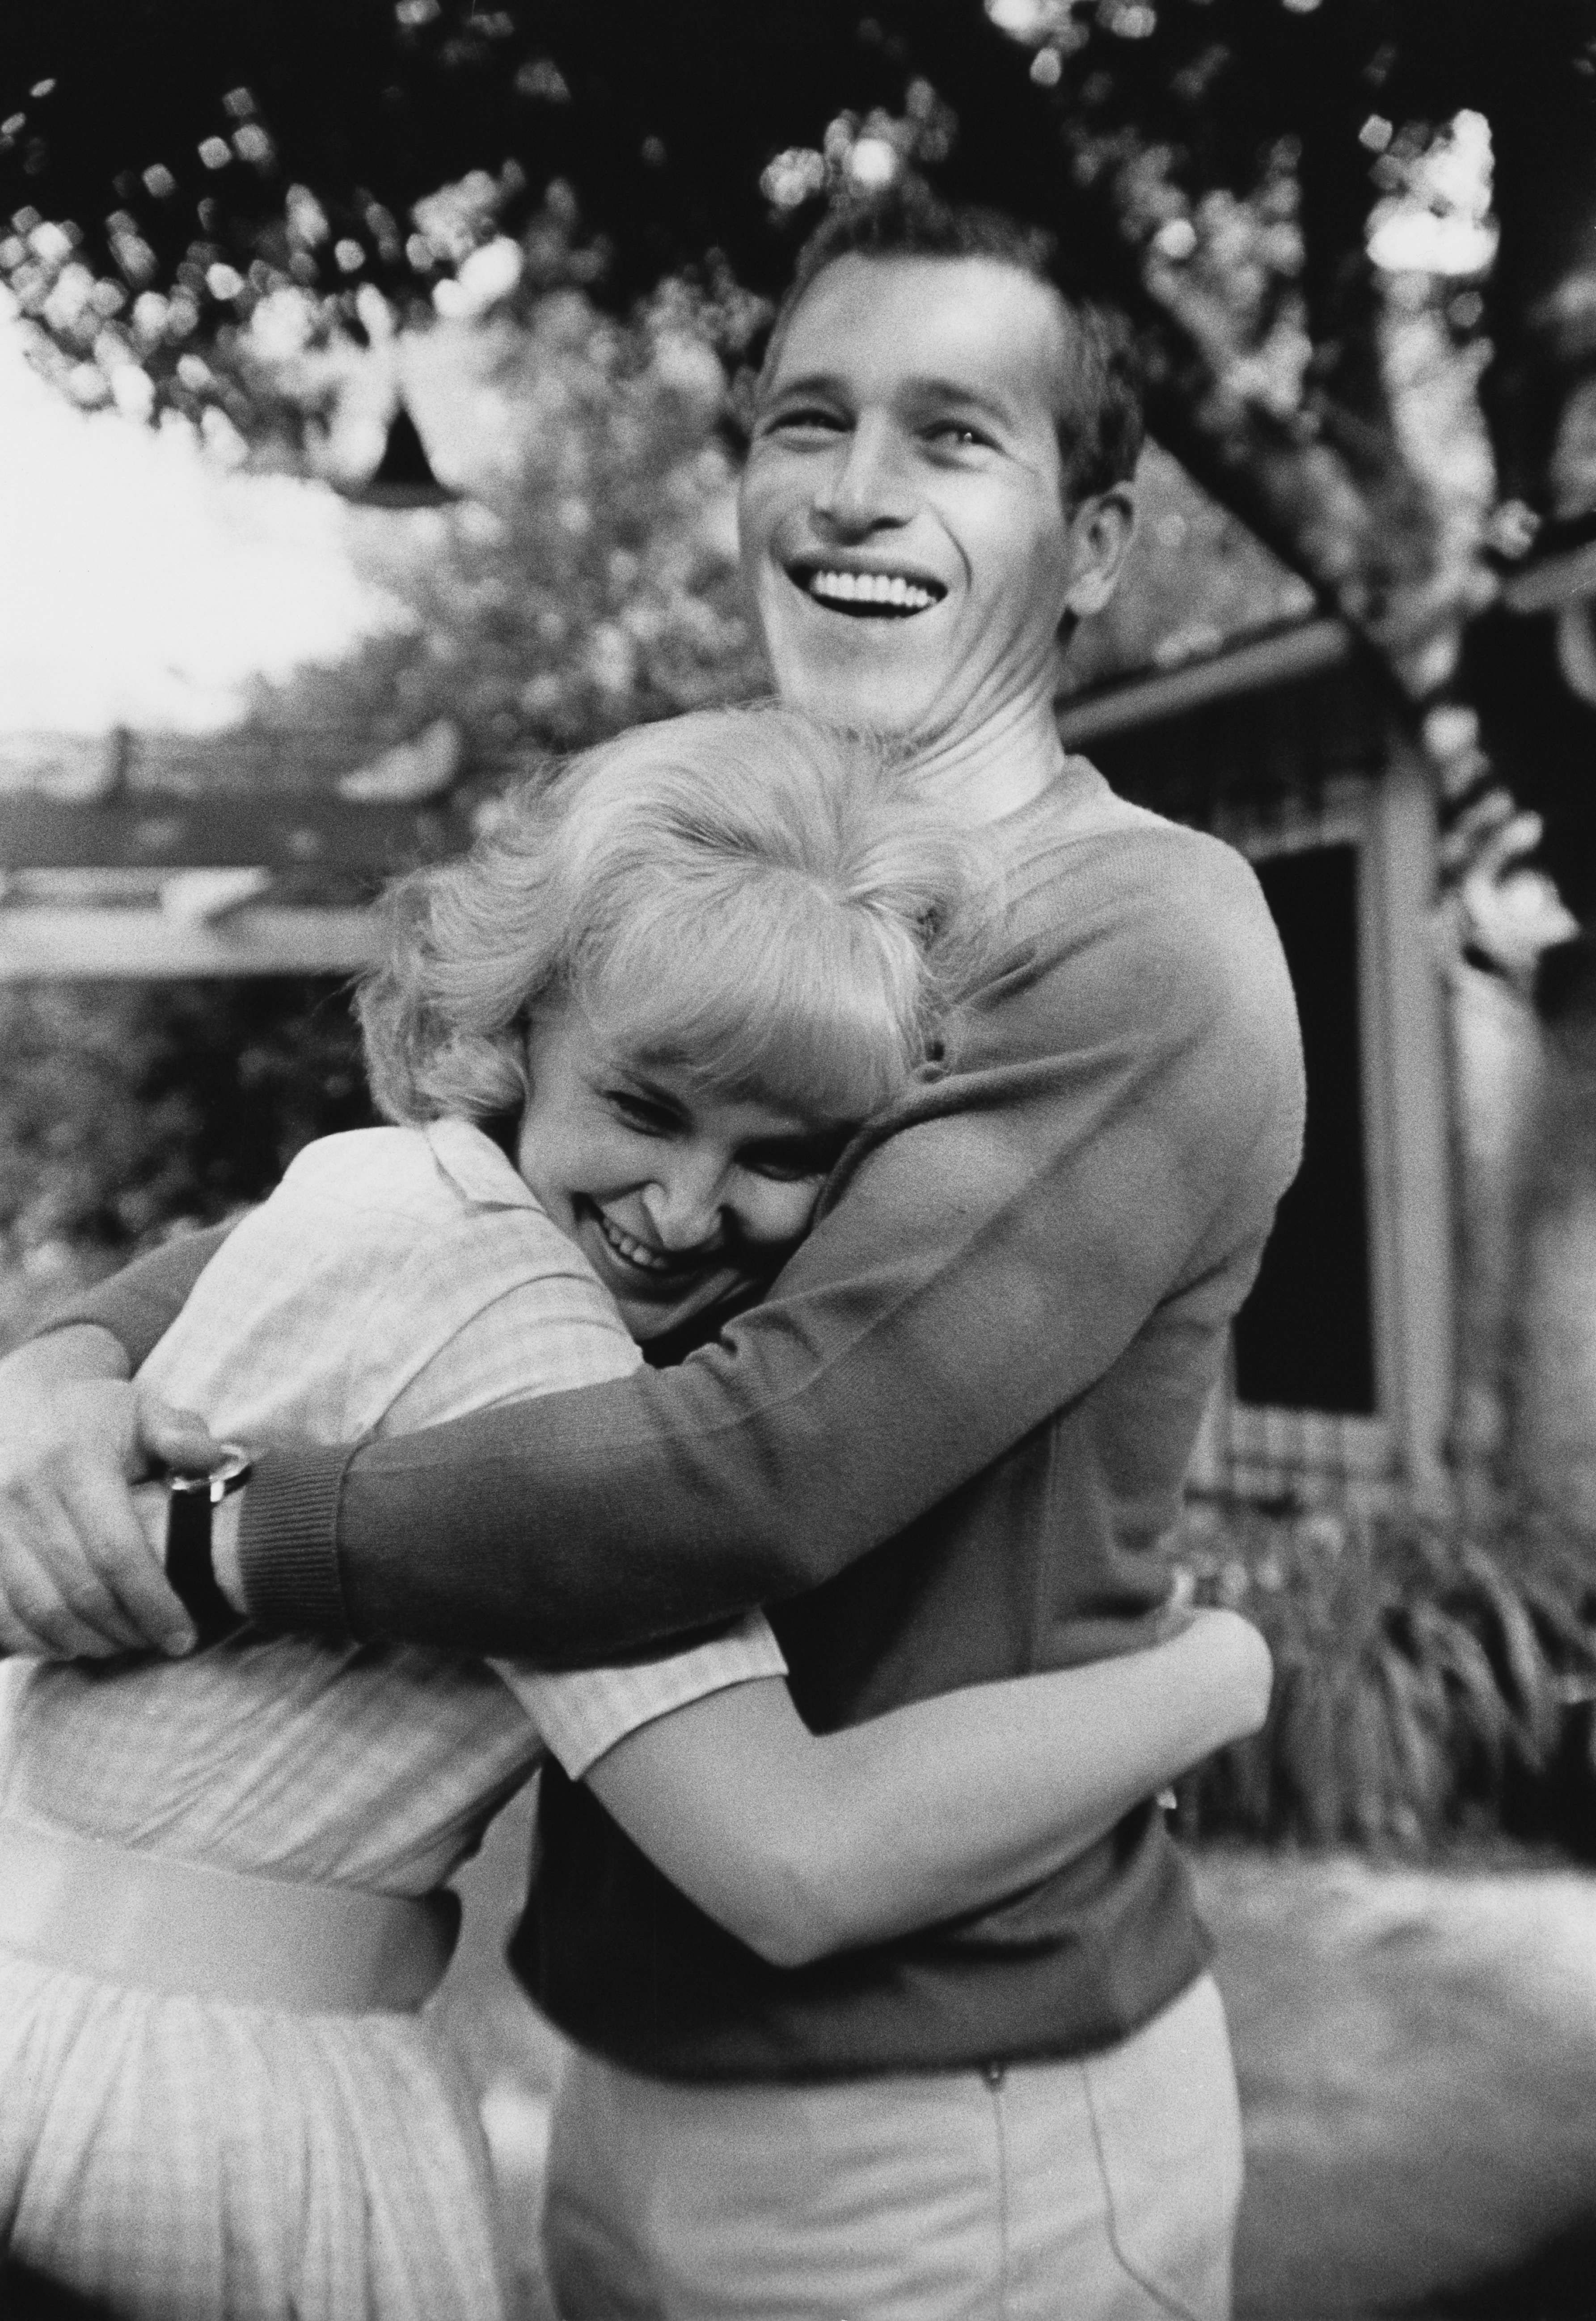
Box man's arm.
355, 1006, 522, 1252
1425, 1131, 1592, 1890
235, 842, 1302, 1660
37, 837, 1303, 1666
41, 1226, 227, 1366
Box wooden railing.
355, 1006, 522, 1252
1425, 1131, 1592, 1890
0, 724, 482, 977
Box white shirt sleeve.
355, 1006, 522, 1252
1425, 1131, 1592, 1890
361, 1188, 789, 1778
498, 1615, 788, 1781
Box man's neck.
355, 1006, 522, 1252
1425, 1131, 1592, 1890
905, 690, 1068, 830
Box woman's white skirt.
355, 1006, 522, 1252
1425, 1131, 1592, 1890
0, 1946, 511, 2321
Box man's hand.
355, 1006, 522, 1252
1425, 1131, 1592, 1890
0, 1330, 225, 1657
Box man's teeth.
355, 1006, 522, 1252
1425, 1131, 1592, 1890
599, 1214, 673, 1273
805, 569, 938, 613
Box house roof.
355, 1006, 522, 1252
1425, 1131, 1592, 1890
0, 726, 476, 975
1058, 443, 1321, 701
1059, 614, 1353, 749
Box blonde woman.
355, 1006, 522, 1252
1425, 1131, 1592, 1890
0, 708, 1268, 2320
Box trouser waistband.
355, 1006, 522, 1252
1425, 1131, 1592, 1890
0, 1814, 458, 2014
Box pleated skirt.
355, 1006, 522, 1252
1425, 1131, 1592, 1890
0, 1946, 511, 2320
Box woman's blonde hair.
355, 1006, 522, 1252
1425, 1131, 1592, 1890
358, 703, 993, 1131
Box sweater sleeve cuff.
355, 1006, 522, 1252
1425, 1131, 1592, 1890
238, 1444, 355, 1636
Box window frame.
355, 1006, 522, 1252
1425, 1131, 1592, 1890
1186, 740, 1453, 1509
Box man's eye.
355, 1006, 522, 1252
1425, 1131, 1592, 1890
768, 406, 846, 435
927, 422, 992, 450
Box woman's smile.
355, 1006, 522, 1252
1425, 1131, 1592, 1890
594, 1207, 681, 1276
583, 1199, 721, 1287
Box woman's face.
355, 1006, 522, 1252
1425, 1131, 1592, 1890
514, 994, 850, 1342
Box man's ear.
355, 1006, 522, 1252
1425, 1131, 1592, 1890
1062, 485, 1136, 619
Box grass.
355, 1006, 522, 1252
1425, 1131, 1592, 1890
1167, 1501, 1596, 1856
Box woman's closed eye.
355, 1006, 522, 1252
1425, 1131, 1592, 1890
605, 1088, 680, 1137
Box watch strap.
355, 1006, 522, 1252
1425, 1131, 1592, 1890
165, 1452, 250, 1643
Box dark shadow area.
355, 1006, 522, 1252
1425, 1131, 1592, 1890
0, 2263, 116, 2318
1416, 2220, 1596, 2319
1233, 842, 1377, 1415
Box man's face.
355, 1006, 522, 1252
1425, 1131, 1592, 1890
739, 254, 1117, 744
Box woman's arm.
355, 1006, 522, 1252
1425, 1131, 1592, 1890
584, 1606, 1271, 1967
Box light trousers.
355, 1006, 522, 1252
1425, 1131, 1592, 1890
542, 1971, 1243, 2321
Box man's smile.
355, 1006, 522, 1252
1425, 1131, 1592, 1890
787, 560, 947, 619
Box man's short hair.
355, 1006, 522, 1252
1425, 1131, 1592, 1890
762, 177, 1144, 504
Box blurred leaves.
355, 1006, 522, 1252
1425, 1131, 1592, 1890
231, 244, 768, 760
1170, 1501, 1596, 1857
0, 980, 374, 1354
9, 0, 1576, 700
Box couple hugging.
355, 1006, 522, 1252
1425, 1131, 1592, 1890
0, 182, 1303, 2321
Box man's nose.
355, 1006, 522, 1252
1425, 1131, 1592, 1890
813, 414, 912, 533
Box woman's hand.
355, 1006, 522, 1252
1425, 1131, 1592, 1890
0, 1329, 224, 1657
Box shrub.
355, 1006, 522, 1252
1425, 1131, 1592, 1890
0, 979, 374, 1353
1169, 1500, 1596, 1856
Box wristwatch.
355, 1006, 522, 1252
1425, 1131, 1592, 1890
165, 1445, 252, 1642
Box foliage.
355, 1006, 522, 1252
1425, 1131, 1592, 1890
20, 6, 1596, 936
0, 980, 374, 1354
236, 259, 767, 759
6, 1, 1583, 671
1169, 1499, 1596, 1858
0, 5, 934, 399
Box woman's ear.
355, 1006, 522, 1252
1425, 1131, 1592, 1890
1061, 485, 1136, 620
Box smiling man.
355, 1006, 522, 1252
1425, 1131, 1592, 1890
0, 184, 1303, 2320
744, 207, 1129, 817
